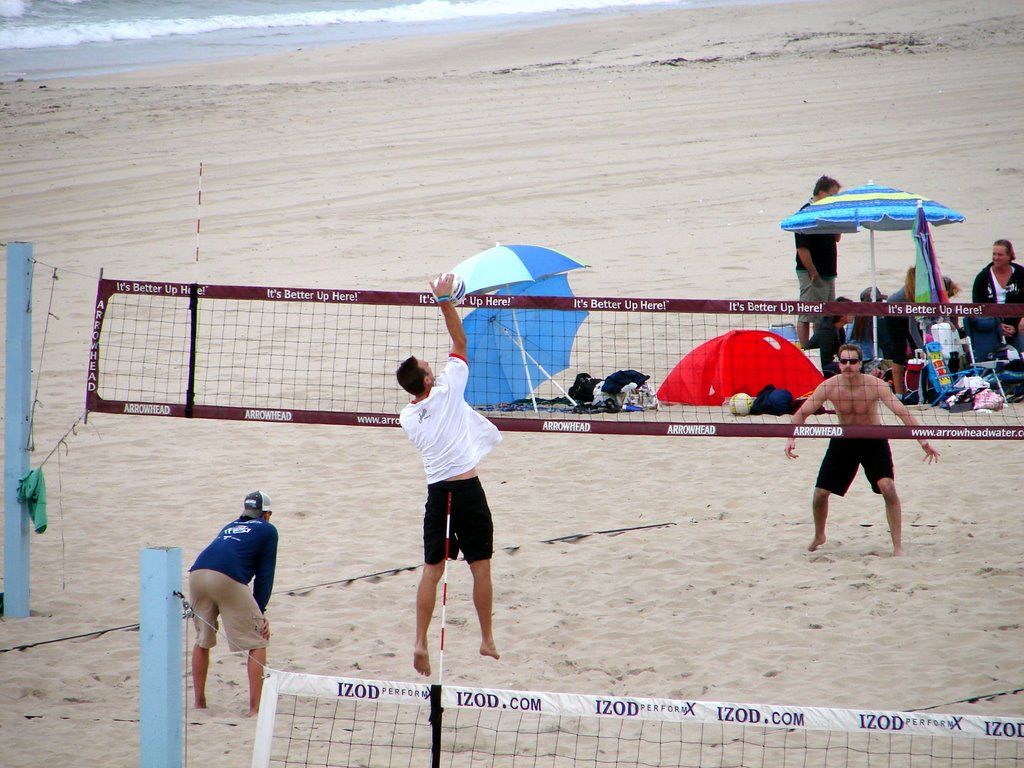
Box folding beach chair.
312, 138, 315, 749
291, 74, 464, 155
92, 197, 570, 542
963, 317, 1024, 400
921, 341, 1000, 407
963, 317, 1003, 364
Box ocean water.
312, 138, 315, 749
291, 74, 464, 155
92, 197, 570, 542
0, 0, 776, 82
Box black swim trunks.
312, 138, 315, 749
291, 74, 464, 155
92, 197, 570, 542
815, 438, 894, 496
423, 476, 493, 564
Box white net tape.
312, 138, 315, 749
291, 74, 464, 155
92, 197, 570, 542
252, 669, 1023, 768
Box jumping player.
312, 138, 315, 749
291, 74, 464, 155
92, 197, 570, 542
784, 344, 940, 556
396, 273, 502, 677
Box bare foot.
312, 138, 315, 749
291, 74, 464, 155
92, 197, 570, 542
807, 536, 826, 552
480, 640, 500, 661
413, 646, 431, 677
892, 547, 905, 557
246, 708, 259, 718
194, 698, 207, 710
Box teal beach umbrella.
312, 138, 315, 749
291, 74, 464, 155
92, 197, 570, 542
462, 273, 587, 410
781, 183, 965, 357
780, 183, 965, 299
452, 244, 588, 295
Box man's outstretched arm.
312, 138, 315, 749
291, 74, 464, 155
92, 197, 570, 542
432, 274, 467, 359
784, 382, 829, 458
878, 380, 940, 462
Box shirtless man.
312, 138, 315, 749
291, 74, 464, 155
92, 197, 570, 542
396, 273, 502, 676
784, 344, 940, 556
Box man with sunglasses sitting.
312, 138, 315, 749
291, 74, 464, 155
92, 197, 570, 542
784, 344, 940, 557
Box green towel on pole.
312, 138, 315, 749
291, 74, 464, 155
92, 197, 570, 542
17, 467, 47, 534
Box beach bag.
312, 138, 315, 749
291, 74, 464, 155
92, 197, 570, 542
568, 373, 601, 403
626, 382, 660, 411
600, 369, 650, 393
971, 388, 1004, 411
943, 378, 991, 412
749, 384, 794, 416
943, 388, 977, 413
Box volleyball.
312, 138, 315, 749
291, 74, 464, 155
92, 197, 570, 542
729, 392, 753, 416
449, 273, 467, 305
435, 272, 467, 306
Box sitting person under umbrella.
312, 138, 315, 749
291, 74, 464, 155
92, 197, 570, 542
883, 268, 963, 395
847, 286, 890, 363
805, 297, 853, 376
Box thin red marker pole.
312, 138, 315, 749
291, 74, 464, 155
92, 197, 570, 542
438, 491, 453, 685
193, 162, 203, 280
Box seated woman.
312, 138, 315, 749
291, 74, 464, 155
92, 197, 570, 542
883, 268, 962, 394
805, 297, 852, 376
971, 239, 1024, 353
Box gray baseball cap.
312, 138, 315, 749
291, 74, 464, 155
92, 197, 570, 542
242, 490, 272, 518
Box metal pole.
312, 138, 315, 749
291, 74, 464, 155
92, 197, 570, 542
869, 230, 879, 362
4, 242, 33, 617
509, 308, 538, 411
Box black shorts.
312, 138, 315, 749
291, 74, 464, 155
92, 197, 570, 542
423, 477, 493, 564
815, 438, 894, 496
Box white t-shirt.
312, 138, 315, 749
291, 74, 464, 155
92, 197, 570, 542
990, 267, 1008, 304
399, 355, 502, 484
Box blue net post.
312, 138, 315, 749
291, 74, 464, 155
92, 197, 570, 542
139, 547, 183, 768
3, 242, 33, 618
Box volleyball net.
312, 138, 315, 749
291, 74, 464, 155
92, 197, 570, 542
252, 669, 1023, 768
85, 278, 1024, 439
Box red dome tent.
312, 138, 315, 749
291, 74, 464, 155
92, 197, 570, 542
657, 330, 824, 406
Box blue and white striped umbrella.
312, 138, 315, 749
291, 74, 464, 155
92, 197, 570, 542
452, 244, 588, 295
779, 183, 965, 234
463, 273, 587, 409
780, 183, 965, 358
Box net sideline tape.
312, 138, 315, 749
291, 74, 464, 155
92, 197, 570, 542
265, 669, 1023, 741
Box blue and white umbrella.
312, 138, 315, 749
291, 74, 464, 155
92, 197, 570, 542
780, 183, 965, 234
781, 183, 965, 358
781, 182, 965, 302
452, 243, 588, 295
463, 273, 587, 410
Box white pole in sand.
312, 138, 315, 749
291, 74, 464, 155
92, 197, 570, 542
139, 547, 183, 768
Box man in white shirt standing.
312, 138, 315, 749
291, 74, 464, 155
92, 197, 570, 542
397, 273, 502, 677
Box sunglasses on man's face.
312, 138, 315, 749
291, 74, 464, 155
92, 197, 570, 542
838, 358, 861, 365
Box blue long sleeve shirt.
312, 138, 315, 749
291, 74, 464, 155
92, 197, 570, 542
190, 517, 278, 613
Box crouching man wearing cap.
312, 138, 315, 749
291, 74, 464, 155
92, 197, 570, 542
189, 490, 279, 716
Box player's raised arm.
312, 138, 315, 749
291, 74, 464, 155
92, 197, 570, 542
431, 273, 467, 359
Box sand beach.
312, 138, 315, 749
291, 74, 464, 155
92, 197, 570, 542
1, 0, 1023, 765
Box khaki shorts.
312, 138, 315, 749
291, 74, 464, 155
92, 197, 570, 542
189, 569, 268, 652
797, 272, 836, 323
